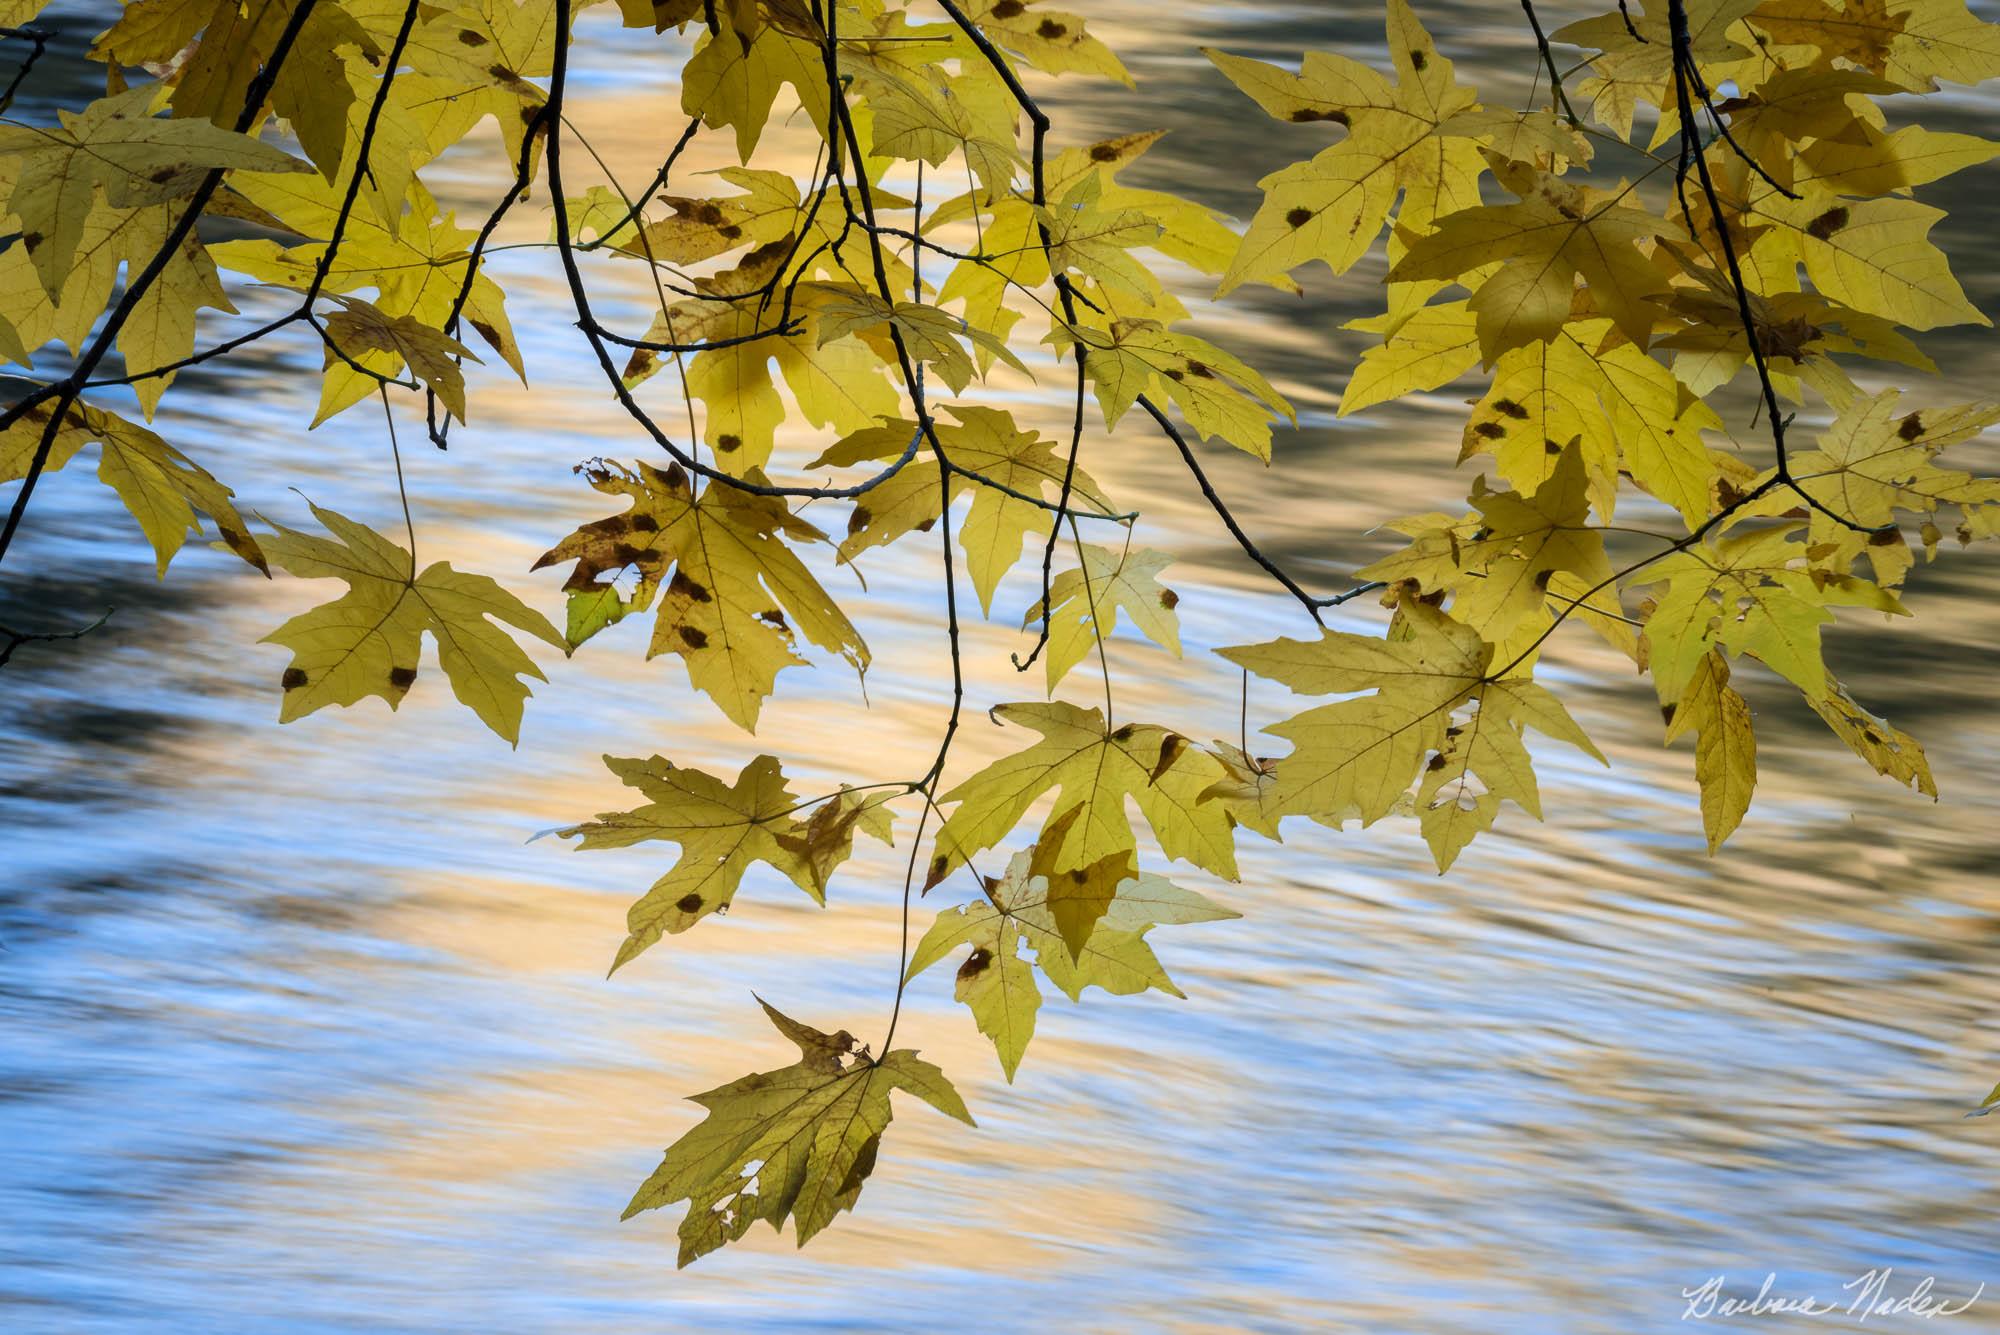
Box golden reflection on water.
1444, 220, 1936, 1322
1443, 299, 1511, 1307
4, 1, 2000, 1330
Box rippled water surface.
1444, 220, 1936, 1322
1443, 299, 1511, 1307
6, 2, 2000, 1331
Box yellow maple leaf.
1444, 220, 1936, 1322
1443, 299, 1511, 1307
1221, 601, 1490, 830
1023, 541, 1182, 691
1555, 0, 1765, 140
1745, 183, 1988, 331
621, 1000, 970, 1267
559, 753, 888, 970
1638, 523, 1905, 705
1391, 163, 1680, 362
260, 501, 564, 745
0, 397, 265, 575
212, 177, 521, 424
533, 460, 868, 732
928, 700, 1238, 890
962, 0, 1131, 84
1664, 649, 1758, 853
1748, 0, 2000, 92
1207, 0, 1485, 294
908, 843, 1236, 1078
1061, 316, 1293, 459
808, 405, 1114, 615
682, 4, 829, 160
0, 83, 308, 297
93, 0, 377, 181
320, 295, 481, 423
1414, 690, 1542, 871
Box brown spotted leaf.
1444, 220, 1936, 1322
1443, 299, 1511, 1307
928, 701, 1239, 892
321, 294, 480, 422
559, 752, 862, 971
260, 501, 562, 745
622, 999, 971, 1266
534, 460, 868, 732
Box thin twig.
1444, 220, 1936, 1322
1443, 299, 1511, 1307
1520, 0, 1584, 127
1137, 396, 1380, 621
0, 605, 113, 669
0, 24, 49, 116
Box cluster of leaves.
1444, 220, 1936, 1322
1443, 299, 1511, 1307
2, 0, 1999, 1264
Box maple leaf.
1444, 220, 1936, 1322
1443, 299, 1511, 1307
927, 701, 1238, 891
950, 913, 1041, 1080
559, 754, 886, 971
94, 0, 378, 180
533, 459, 868, 732
1197, 742, 1286, 841
773, 786, 898, 899
0, 122, 268, 415
1554, 0, 1764, 139
1222, 602, 1493, 830
1797, 392, 2000, 523
1229, 602, 1602, 862
0, 84, 308, 298
1035, 174, 1164, 303
1808, 673, 1936, 796
1391, 163, 1681, 362
1442, 106, 1594, 170
1406, 443, 1625, 654
1405, 665, 1607, 871
394, 0, 557, 165
1744, 184, 1989, 332
1207, 0, 1486, 294
623, 999, 971, 1267
1338, 298, 1482, 417
1637, 524, 1906, 706
611, 0, 705, 32
1793, 121, 2000, 197
259, 502, 564, 745
571, 179, 794, 267
1024, 806, 1136, 959
838, 6, 1021, 187
1729, 389, 2000, 586
963, 0, 1131, 84
809, 404, 1114, 614
933, 131, 1241, 348
1576, 331, 1726, 529
908, 845, 1238, 1077
1664, 649, 1757, 852
806, 284, 1027, 394
1712, 67, 1902, 167
0, 398, 265, 575
1413, 692, 1541, 870
681, 5, 829, 160
1023, 541, 1182, 690
320, 295, 480, 423
626, 249, 904, 467
578, 168, 825, 271
1373, 314, 1718, 527
212, 177, 521, 424
1653, 242, 1940, 406
1061, 317, 1293, 460
1747, 0, 2000, 93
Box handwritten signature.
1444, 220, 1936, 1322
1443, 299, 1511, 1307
1682, 1270, 1984, 1321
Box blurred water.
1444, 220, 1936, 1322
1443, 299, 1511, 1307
4, 2, 2000, 1331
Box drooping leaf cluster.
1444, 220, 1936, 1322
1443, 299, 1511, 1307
2, 0, 1999, 1263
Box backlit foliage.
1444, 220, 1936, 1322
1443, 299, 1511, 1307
3, 0, 2000, 1260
